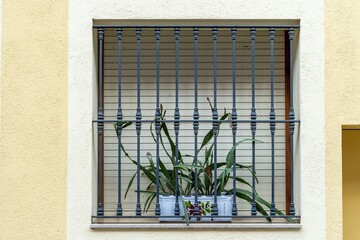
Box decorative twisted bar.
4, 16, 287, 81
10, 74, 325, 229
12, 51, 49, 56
116, 28, 123, 216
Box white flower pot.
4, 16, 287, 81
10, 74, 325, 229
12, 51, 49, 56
159, 195, 233, 222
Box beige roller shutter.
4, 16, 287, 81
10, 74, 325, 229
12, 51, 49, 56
102, 28, 286, 215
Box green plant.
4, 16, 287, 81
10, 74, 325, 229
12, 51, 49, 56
117, 99, 285, 221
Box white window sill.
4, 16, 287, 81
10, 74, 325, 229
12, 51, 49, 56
90, 223, 302, 230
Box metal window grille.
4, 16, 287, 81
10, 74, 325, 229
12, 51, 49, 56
92, 24, 300, 224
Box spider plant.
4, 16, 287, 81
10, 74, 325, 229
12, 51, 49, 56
117, 99, 285, 220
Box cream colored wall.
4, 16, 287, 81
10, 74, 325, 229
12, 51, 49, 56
325, 1, 360, 240
0, 1, 68, 240
0, 0, 346, 239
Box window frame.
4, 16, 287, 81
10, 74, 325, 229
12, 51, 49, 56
93, 24, 300, 224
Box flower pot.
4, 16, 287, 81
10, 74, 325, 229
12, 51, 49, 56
159, 195, 232, 222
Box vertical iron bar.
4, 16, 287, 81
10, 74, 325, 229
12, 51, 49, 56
250, 28, 257, 216
193, 27, 200, 217
174, 27, 181, 215
231, 27, 238, 216
97, 28, 104, 216
154, 27, 161, 216
269, 27, 276, 216
212, 27, 219, 216
135, 27, 142, 216
288, 28, 296, 216
116, 28, 123, 216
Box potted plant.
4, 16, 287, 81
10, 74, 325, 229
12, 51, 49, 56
117, 99, 284, 223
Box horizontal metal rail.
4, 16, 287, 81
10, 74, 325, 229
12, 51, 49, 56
92, 215, 301, 219
93, 119, 300, 124
93, 25, 300, 29
92, 215, 301, 221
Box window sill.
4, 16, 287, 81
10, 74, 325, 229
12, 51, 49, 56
90, 223, 302, 230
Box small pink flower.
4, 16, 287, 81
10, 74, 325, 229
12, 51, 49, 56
187, 202, 202, 217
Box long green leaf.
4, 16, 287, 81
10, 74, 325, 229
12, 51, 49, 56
113, 121, 133, 136
207, 97, 214, 112
199, 112, 230, 151
158, 124, 173, 162
149, 121, 157, 142
146, 153, 167, 193
200, 129, 214, 151
225, 138, 262, 168
205, 143, 214, 165
159, 154, 171, 179
120, 143, 135, 162
197, 177, 207, 195
216, 170, 230, 194
232, 189, 270, 221
235, 163, 259, 184
184, 171, 196, 195
252, 190, 285, 216
124, 172, 137, 199
146, 182, 154, 190
178, 175, 193, 184
180, 197, 190, 225
203, 170, 212, 195
149, 117, 173, 164
158, 158, 175, 194
206, 162, 227, 172
232, 188, 287, 220
129, 159, 157, 184
174, 163, 204, 171
143, 192, 156, 213
229, 176, 253, 189
146, 152, 156, 174
162, 121, 182, 163
198, 98, 228, 151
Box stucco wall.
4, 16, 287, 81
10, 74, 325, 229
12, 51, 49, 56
0, 0, 68, 240
0, 0, 331, 239
68, 0, 325, 239
325, 1, 360, 239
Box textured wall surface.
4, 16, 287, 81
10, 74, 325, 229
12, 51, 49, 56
0, 0, 68, 239
0, 0, 334, 239
325, 1, 360, 239
68, 0, 325, 239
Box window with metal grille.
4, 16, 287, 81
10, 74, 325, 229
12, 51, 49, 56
93, 24, 300, 224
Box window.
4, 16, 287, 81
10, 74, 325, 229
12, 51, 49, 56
93, 24, 300, 224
